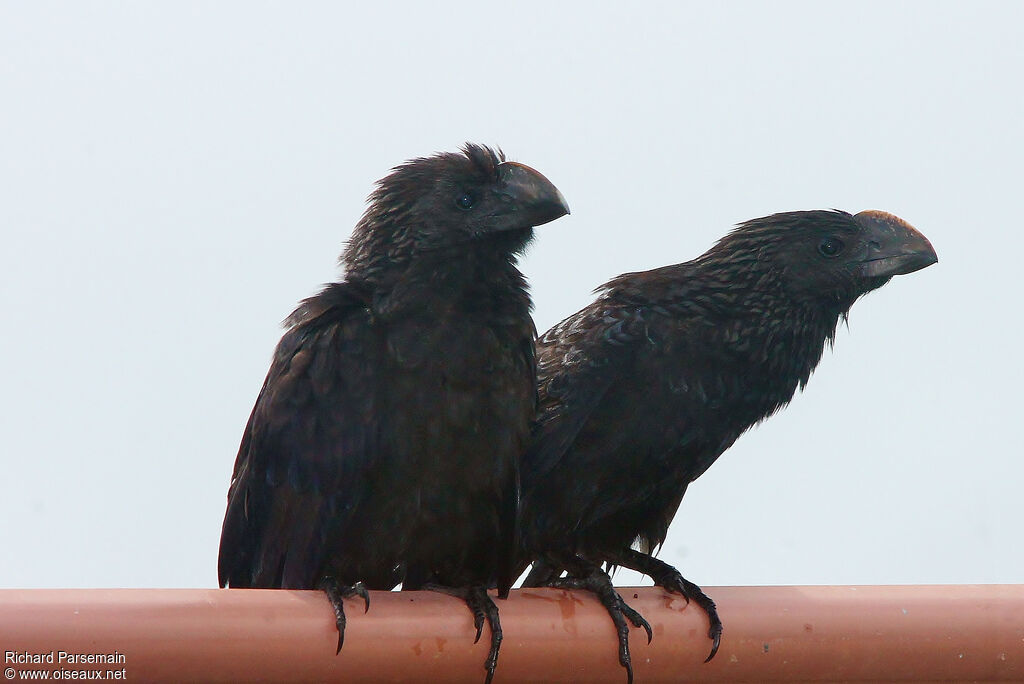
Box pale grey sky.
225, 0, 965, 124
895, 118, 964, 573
1, 2, 1021, 589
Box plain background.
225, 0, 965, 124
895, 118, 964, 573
2, 2, 1020, 590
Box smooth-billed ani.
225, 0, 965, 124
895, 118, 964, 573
218, 144, 569, 682
519, 210, 936, 681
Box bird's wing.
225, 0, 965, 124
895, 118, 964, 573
522, 305, 643, 480
218, 282, 383, 589
522, 300, 708, 558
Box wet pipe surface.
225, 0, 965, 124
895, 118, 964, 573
1, 585, 1023, 682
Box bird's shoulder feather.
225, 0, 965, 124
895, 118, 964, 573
218, 281, 384, 589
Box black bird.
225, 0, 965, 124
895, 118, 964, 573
218, 144, 569, 682
518, 210, 937, 681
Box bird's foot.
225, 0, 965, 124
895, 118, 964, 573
618, 550, 722, 663
647, 573, 720, 663
659, 572, 721, 662
424, 584, 503, 684
547, 570, 652, 684
318, 577, 369, 654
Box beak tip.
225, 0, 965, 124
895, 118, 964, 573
557, 189, 571, 216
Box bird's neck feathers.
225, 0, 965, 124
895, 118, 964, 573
720, 297, 844, 396
335, 211, 533, 325
700, 258, 849, 389
611, 256, 850, 396
341, 204, 533, 282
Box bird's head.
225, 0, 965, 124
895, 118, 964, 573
713, 209, 937, 310
343, 144, 569, 277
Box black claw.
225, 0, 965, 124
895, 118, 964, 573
705, 625, 722, 663
469, 587, 502, 684
473, 612, 485, 644
354, 581, 371, 613
318, 576, 372, 655
318, 576, 347, 654
548, 570, 646, 684
424, 584, 503, 683
675, 576, 722, 663
468, 589, 487, 644
621, 603, 653, 644
481, 595, 502, 684
614, 550, 723, 663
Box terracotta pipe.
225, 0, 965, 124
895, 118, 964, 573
1, 585, 1022, 682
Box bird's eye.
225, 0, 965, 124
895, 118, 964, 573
455, 192, 476, 210
818, 237, 844, 257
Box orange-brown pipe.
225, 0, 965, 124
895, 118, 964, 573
1, 586, 1022, 682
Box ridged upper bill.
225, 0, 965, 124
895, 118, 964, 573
496, 162, 570, 228
854, 210, 938, 278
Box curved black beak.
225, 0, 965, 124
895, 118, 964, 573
854, 210, 938, 278
496, 161, 570, 228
